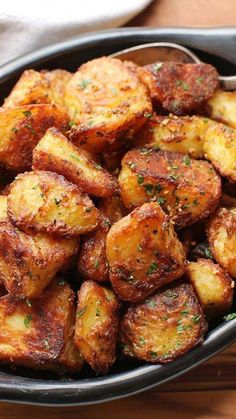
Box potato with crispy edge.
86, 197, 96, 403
207, 207, 236, 278
8, 170, 100, 238
134, 114, 211, 158
0, 280, 83, 373
65, 57, 152, 152
203, 121, 236, 182
0, 104, 69, 173
106, 202, 186, 302
138, 62, 219, 115
120, 282, 207, 363
187, 259, 234, 320
74, 280, 119, 374
206, 90, 236, 129
119, 148, 221, 229
3, 69, 72, 108
33, 127, 117, 197
78, 195, 126, 282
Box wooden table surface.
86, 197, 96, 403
1, 0, 236, 417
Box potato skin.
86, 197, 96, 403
0, 280, 83, 373
65, 57, 152, 152
206, 90, 236, 129
119, 148, 221, 229
8, 170, 100, 238
106, 202, 186, 302
207, 207, 236, 278
120, 282, 207, 363
187, 259, 234, 320
33, 127, 118, 197
74, 280, 119, 374
138, 62, 219, 115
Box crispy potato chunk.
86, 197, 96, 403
65, 57, 152, 152
106, 202, 186, 302
0, 104, 69, 173
119, 148, 221, 228
0, 219, 78, 298
78, 195, 125, 282
0, 196, 8, 221
0, 280, 83, 373
187, 259, 234, 320
74, 280, 119, 374
120, 282, 207, 363
8, 170, 100, 238
138, 62, 219, 115
203, 121, 236, 182
206, 90, 236, 128
134, 114, 211, 158
3, 69, 72, 108
207, 207, 236, 278
33, 128, 117, 197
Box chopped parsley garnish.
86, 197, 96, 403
153, 63, 163, 72
137, 173, 144, 185
78, 79, 91, 89
165, 290, 178, 298
144, 112, 153, 119
156, 196, 166, 205
149, 351, 157, 357
156, 184, 163, 193
183, 155, 191, 167
143, 184, 154, 195
77, 306, 87, 318
192, 199, 199, 206
70, 154, 81, 162
224, 313, 236, 321
94, 259, 100, 269
146, 262, 158, 275
11, 127, 18, 133
57, 279, 65, 286
22, 110, 32, 117
24, 314, 32, 328
176, 79, 189, 90
191, 314, 201, 324
139, 336, 146, 345
68, 120, 76, 127
95, 308, 100, 317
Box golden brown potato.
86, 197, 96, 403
134, 114, 210, 158
203, 121, 236, 182
65, 57, 152, 152
0, 280, 83, 373
74, 280, 119, 374
106, 202, 186, 302
120, 282, 207, 363
8, 170, 100, 238
138, 62, 219, 115
205, 90, 236, 128
0, 218, 78, 298
119, 148, 221, 229
0, 104, 69, 173
187, 259, 234, 320
78, 195, 125, 282
33, 127, 118, 197
3, 69, 72, 108
0, 196, 8, 222
207, 207, 236, 278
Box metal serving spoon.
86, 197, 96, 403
111, 42, 236, 90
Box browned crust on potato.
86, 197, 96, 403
205, 90, 236, 129
74, 280, 119, 374
119, 282, 207, 363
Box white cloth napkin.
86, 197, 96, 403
0, 0, 152, 66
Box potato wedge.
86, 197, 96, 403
119, 148, 221, 228
206, 90, 236, 128
33, 127, 117, 197
138, 62, 219, 115
0, 104, 69, 172
3, 69, 72, 108
203, 121, 236, 182
8, 170, 100, 238
65, 57, 152, 152
0, 280, 83, 373
187, 259, 234, 320
106, 202, 186, 302
120, 282, 207, 363
207, 207, 236, 278
74, 280, 119, 374
134, 114, 210, 158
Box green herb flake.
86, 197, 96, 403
78, 79, 91, 89
95, 308, 100, 317
143, 184, 154, 195
57, 279, 65, 286
70, 154, 80, 162
85, 207, 91, 213
144, 112, 153, 119
94, 259, 100, 269
110, 87, 117, 94
146, 262, 158, 275
77, 306, 87, 318
156, 184, 163, 193
165, 290, 178, 298
137, 244, 143, 252
24, 314, 32, 328
129, 163, 136, 170
182, 155, 191, 167
11, 127, 18, 133
191, 314, 201, 324
153, 63, 163, 72
139, 336, 146, 345
224, 313, 236, 321
197, 76, 204, 84
94, 163, 102, 170
205, 247, 213, 259
87, 120, 94, 126
136, 173, 144, 185
22, 110, 32, 117
156, 196, 166, 205
192, 199, 199, 206
149, 350, 157, 358
68, 120, 76, 127
180, 310, 189, 316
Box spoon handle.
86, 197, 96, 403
220, 76, 236, 91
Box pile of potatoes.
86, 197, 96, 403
0, 56, 235, 376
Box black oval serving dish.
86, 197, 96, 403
0, 27, 235, 406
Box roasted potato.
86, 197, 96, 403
65, 57, 152, 152
187, 259, 234, 320
33, 127, 117, 197
207, 207, 236, 278
3, 69, 72, 108
0, 218, 78, 298
119, 148, 221, 228
0, 196, 8, 221
0, 280, 83, 373
78, 195, 125, 282
205, 90, 236, 128
8, 170, 100, 238
74, 280, 119, 374
120, 282, 207, 363
106, 202, 186, 302
134, 114, 210, 158
203, 121, 236, 182
0, 104, 69, 173
138, 62, 219, 115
